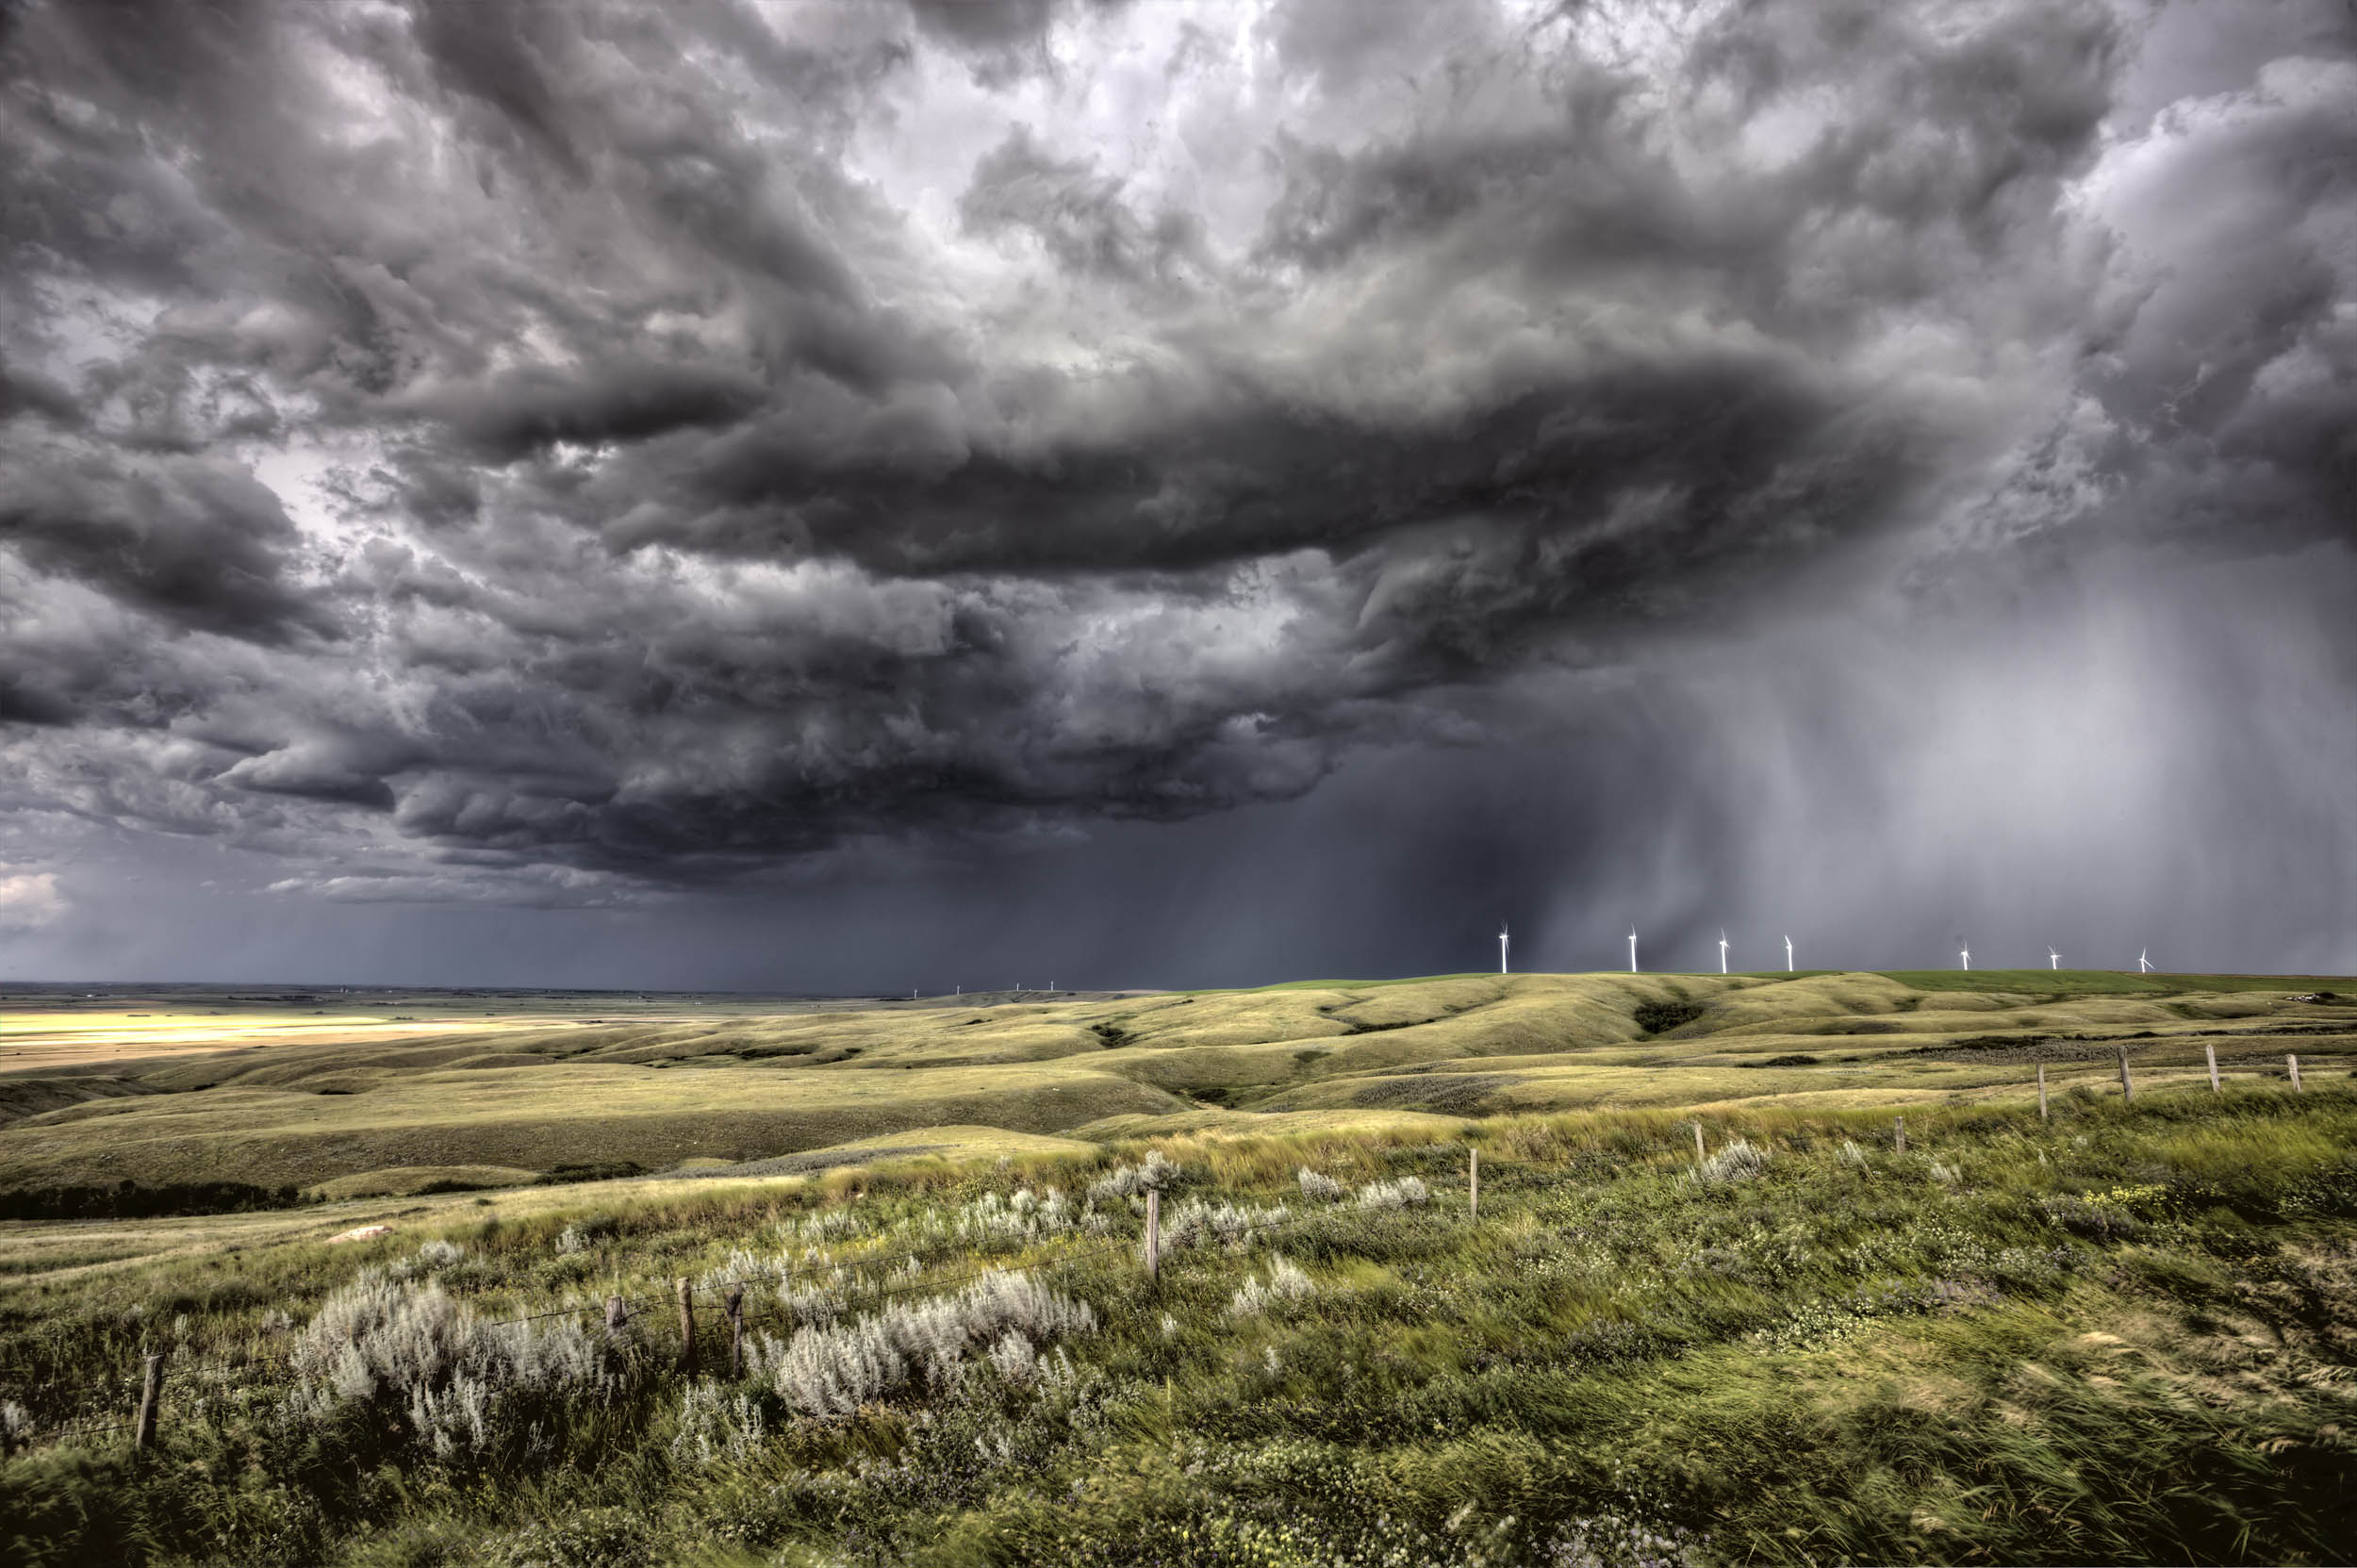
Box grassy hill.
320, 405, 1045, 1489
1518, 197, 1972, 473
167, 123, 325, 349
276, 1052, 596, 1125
1, 971, 2353, 1565
4, 970, 2351, 1202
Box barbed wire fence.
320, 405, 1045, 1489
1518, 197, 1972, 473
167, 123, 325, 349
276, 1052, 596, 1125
5, 1141, 1612, 1453
8, 1065, 2314, 1457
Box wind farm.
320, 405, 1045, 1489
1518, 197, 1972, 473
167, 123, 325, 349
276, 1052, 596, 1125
1586, 930, 2185, 982
2, 0, 2350, 1560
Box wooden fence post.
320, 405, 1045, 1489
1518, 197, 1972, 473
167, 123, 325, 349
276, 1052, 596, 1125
1468, 1146, 1479, 1224
1145, 1189, 1161, 1282
726, 1286, 745, 1379
2288, 1053, 2302, 1092
2118, 1048, 2134, 1102
605, 1295, 628, 1348
1893, 1115, 1906, 1154
134, 1352, 164, 1450
2206, 1043, 2219, 1094
2036, 1064, 2048, 1122
1692, 1123, 1706, 1163
676, 1278, 697, 1377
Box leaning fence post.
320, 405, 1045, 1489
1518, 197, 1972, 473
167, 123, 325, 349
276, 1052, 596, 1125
2118, 1048, 2134, 1102
2288, 1053, 2302, 1092
605, 1295, 629, 1347
2036, 1064, 2048, 1122
2206, 1043, 2220, 1094
1468, 1146, 1479, 1224
726, 1286, 746, 1378
134, 1352, 164, 1450
676, 1278, 697, 1377
1893, 1115, 1906, 1154
1145, 1188, 1161, 1282
1692, 1123, 1706, 1164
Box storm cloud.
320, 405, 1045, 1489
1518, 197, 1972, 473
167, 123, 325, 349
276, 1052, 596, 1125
0, 0, 2351, 983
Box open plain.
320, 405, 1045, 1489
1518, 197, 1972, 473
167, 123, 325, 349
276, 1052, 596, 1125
8, 968, 2351, 1206
3, 970, 2355, 1565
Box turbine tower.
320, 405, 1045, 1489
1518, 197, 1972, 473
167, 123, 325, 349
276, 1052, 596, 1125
1784, 934, 1793, 972
1499, 923, 1509, 975
1718, 931, 1729, 975
2139, 948, 2153, 973
2048, 948, 2060, 971
1628, 929, 1638, 973
1959, 941, 1970, 972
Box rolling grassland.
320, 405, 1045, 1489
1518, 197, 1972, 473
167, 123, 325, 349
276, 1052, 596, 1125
1, 972, 2353, 1564
5, 970, 2352, 1203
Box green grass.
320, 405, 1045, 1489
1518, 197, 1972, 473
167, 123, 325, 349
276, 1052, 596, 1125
4, 971, 2352, 1198
1879, 969, 2352, 996
2, 1088, 2354, 1564
3, 972, 2356, 1562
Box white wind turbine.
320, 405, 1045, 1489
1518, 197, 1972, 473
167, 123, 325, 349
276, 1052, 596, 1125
1959, 941, 1971, 972
1784, 934, 1793, 972
1499, 923, 1509, 975
1628, 929, 1639, 973
1718, 931, 1730, 975
2138, 948, 2153, 973
2048, 948, 2060, 970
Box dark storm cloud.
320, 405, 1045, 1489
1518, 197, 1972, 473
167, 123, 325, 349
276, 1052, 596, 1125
0, 354, 80, 426
959, 124, 1211, 291
0, 437, 331, 641
430, 359, 769, 462
2084, 54, 2357, 552
0, 0, 2350, 939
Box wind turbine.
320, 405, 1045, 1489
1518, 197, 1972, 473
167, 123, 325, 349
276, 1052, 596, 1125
1628, 929, 1639, 973
1718, 931, 1730, 975
2048, 948, 2060, 971
1784, 934, 1793, 972
2138, 948, 2153, 973
1499, 923, 1509, 975
1959, 941, 1970, 972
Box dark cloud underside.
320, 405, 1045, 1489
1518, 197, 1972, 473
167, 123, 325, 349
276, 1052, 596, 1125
0, 0, 2351, 978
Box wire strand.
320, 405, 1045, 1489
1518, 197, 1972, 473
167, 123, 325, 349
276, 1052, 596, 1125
7, 1151, 1616, 1437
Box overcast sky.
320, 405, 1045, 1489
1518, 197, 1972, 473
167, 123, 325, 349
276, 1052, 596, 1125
1, 0, 2352, 990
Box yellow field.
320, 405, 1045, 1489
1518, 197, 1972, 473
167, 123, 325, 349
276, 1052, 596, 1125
3, 970, 2351, 1210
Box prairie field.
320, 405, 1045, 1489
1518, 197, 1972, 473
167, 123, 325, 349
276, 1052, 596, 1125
1, 971, 2354, 1564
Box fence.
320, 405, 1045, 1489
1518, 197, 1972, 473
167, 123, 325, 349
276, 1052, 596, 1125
5, 1147, 1556, 1451
4, 1060, 2337, 1454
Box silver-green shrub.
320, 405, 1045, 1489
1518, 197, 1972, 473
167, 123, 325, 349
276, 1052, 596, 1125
553, 1217, 614, 1256
779, 1269, 849, 1327
1087, 1149, 1181, 1202
956, 1185, 1079, 1241
1354, 1176, 1429, 1209
291, 1272, 601, 1457
668, 1382, 766, 1467
1159, 1197, 1291, 1252
1227, 1256, 1316, 1317
770, 1269, 1096, 1415
1698, 1139, 1771, 1183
